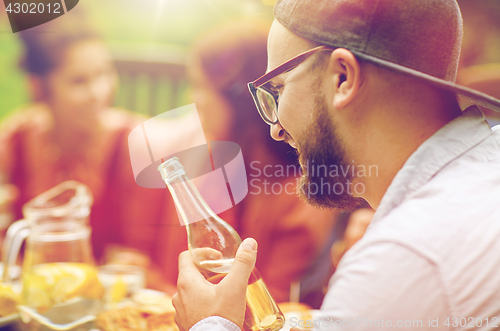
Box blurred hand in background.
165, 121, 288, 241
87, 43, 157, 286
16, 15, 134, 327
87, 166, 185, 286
331, 208, 374, 268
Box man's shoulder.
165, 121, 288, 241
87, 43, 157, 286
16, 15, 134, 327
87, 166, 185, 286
369, 119, 500, 244
382, 126, 500, 228
361, 137, 500, 317
370, 154, 500, 257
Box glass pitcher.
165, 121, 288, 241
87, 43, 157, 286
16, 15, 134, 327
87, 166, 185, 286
2, 181, 104, 330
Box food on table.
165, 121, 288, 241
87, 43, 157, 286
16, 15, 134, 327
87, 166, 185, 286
96, 291, 178, 331
0, 283, 20, 316
96, 307, 146, 331
147, 312, 177, 331
132, 290, 175, 315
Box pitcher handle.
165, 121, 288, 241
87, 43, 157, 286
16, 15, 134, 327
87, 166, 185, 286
2, 219, 29, 283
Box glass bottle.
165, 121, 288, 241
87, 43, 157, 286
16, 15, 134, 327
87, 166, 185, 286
158, 157, 284, 331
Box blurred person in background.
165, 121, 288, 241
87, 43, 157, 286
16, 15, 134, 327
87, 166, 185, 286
0, 13, 339, 302
330, 208, 373, 269
456, 0, 500, 127
152, 20, 339, 302
0, 10, 169, 286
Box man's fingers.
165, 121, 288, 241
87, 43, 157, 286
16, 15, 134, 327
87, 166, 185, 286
172, 292, 179, 309
178, 238, 257, 293
177, 251, 206, 286
223, 238, 258, 290
190, 247, 223, 264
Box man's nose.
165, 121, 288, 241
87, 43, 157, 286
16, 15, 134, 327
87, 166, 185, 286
270, 122, 286, 141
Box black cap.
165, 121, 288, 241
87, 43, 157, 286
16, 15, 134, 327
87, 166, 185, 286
274, 0, 500, 112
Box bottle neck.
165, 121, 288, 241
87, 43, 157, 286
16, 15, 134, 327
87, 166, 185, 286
165, 174, 217, 226
158, 158, 242, 266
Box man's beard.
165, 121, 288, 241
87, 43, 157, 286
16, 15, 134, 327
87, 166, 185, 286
296, 92, 363, 211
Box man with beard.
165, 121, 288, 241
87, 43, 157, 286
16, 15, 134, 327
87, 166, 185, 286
172, 0, 500, 330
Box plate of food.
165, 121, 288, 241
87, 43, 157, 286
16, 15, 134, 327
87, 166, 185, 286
96, 289, 177, 331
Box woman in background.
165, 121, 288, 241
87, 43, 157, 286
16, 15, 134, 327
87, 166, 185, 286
0, 13, 338, 301
152, 20, 339, 302
0, 11, 167, 277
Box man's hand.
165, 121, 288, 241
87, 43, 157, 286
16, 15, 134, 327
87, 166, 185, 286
173, 238, 258, 331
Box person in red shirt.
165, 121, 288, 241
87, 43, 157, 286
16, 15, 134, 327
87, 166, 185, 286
0, 15, 338, 301
0, 11, 167, 281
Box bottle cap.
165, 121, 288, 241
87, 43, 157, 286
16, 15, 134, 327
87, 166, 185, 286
158, 157, 186, 182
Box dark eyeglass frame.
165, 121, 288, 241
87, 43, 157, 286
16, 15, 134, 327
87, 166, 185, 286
247, 45, 336, 125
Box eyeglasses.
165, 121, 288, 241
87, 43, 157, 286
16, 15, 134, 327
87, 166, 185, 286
247, 45, 335, 125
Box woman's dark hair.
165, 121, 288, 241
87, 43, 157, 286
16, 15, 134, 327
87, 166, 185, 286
191, 19, 298, 168
18, 9, 99, 77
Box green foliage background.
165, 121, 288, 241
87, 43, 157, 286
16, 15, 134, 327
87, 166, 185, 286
1, 0, 500, 121
0, 0, 274, 120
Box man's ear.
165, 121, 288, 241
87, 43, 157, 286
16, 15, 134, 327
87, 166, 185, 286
327, 49, 361, 109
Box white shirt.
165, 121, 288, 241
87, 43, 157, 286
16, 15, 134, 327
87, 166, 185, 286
190, 106, 500, 331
